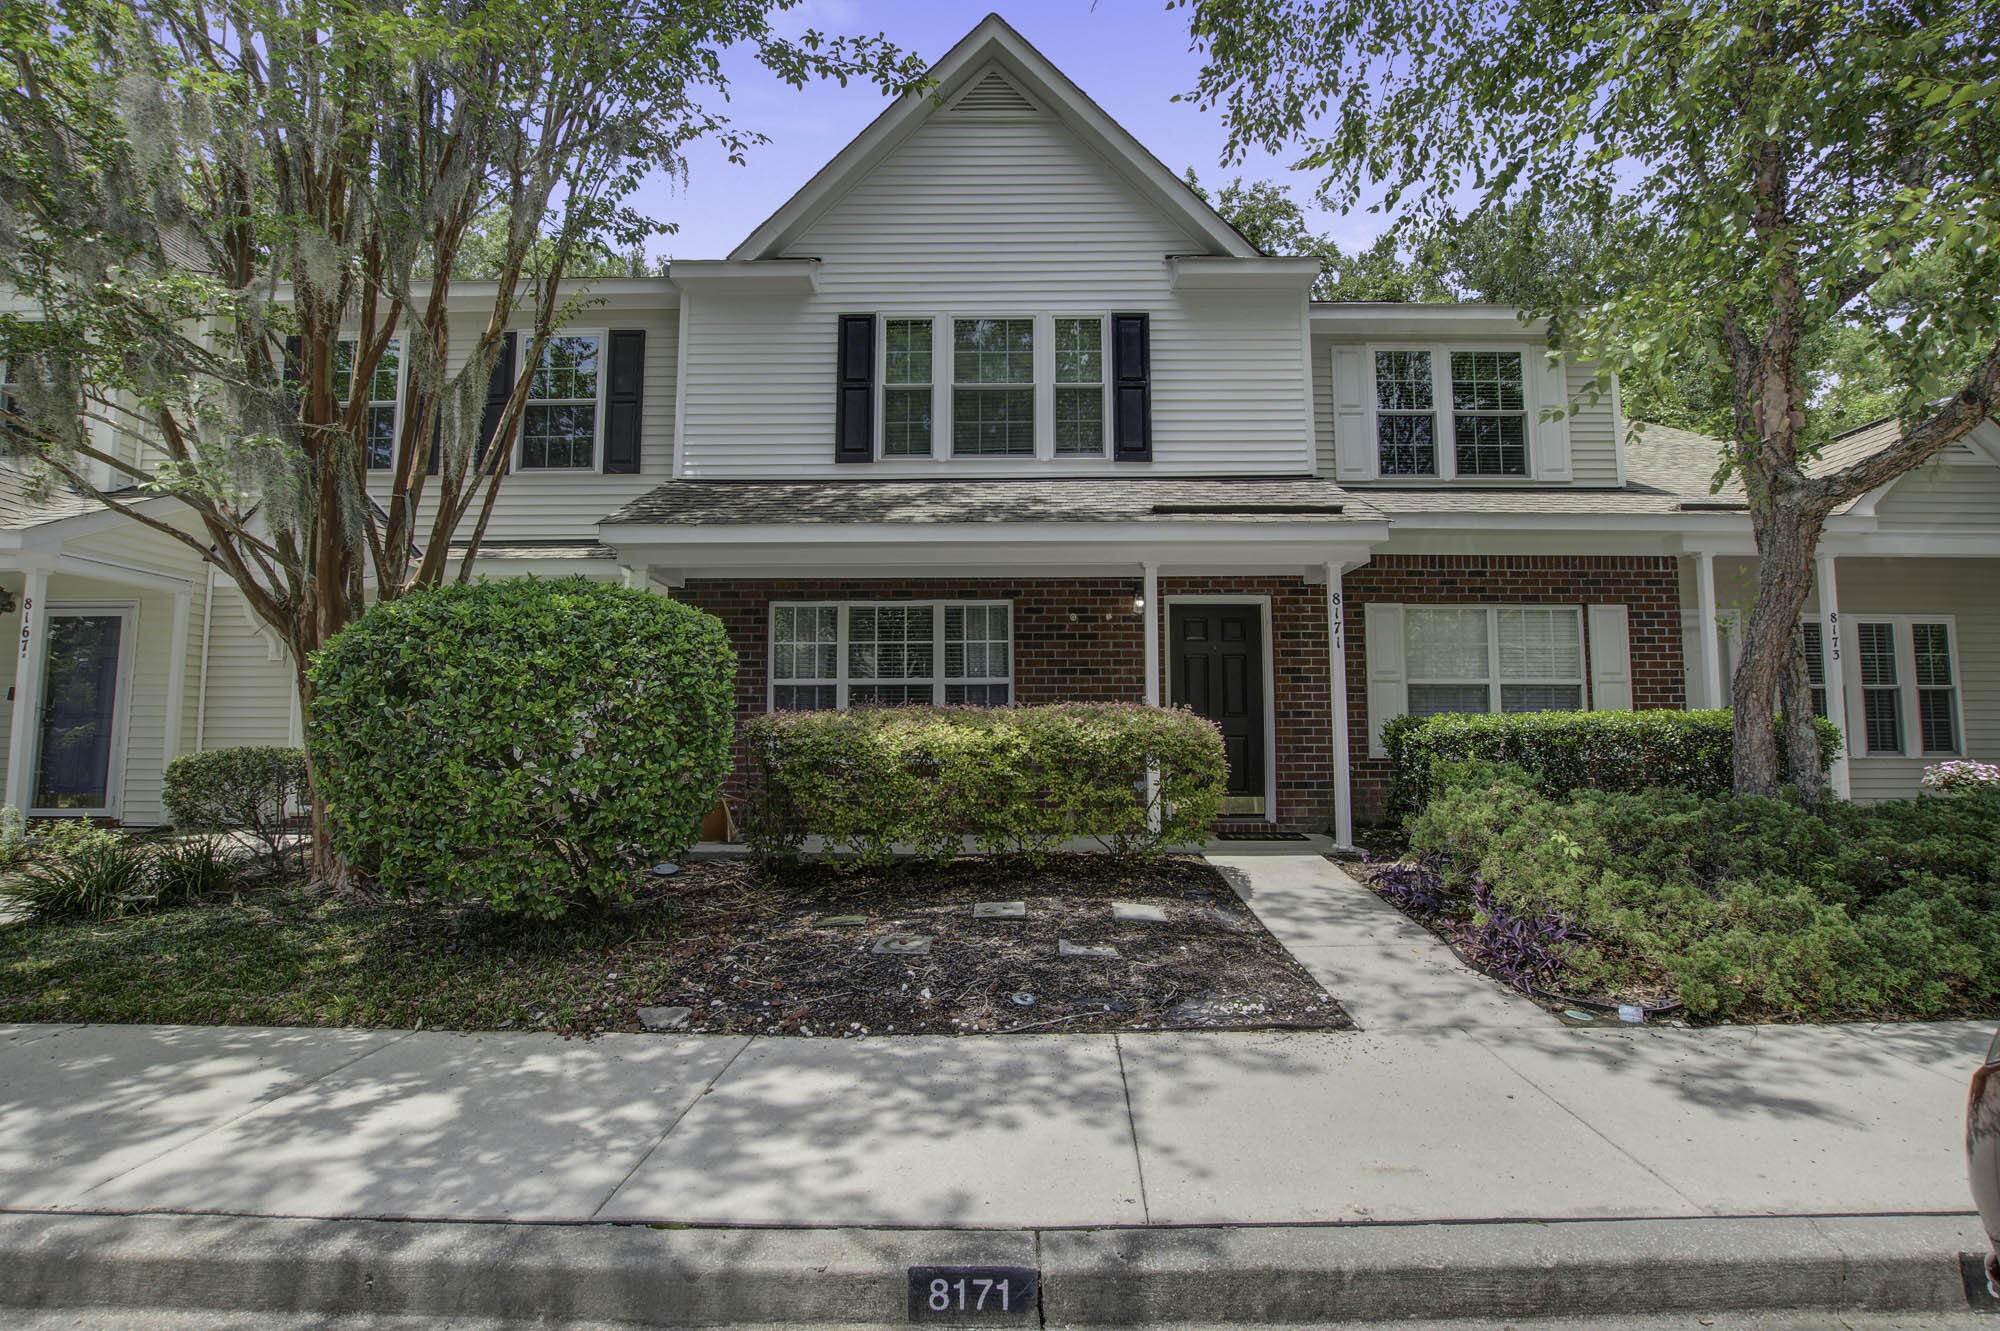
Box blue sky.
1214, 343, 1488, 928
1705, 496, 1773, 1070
639, 0, 1382, 261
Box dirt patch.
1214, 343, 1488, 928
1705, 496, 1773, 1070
631, 855, 1348, 1037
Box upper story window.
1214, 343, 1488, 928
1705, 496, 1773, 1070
846, 312, 1130, 463
1370, 347, 1531, 479
331, 339, 401, 470
952, 317, 1035, 456
521, 334, 602, 471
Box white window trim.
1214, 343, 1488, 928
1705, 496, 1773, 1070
1404, 605, 1587, 714
767, 599, 1014, 710
29, 600, 140, 821
515, 328, 608, 474
1846, 614, 1963, 758
336, 336, 405, 472
1363, 343, 1539, 482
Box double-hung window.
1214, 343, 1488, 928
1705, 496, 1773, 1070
332, 339, 401, 470
1053, 316, 1106, 456
1370, 347, 1531, 478
882, 319, 934, 457
1854, 618, 1961, 756
520, 334, 601, 470
769, 601, 1013, 710
952, 318, 1035, 456
1404, 606, 1585, 717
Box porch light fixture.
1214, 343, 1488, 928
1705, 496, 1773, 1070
1133, 596, 1146, 614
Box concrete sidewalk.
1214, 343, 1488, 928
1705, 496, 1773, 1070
0, 1016, 1982, 1227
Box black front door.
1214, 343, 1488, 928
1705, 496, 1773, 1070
1169, 603, 1265, 803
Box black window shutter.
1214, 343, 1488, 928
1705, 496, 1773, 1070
476, 332, 517, 472
603, 329, 645, 473
1112, 313, 1151, 461
835, 314, 874, 463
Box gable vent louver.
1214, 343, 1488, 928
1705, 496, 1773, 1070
953, 70, 1036, 114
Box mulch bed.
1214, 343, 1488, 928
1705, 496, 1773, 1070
631, 855, 1350, 1037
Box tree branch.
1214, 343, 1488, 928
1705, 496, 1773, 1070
1818, 340, 2000, 502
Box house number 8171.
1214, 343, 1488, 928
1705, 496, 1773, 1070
906, 1266, 1037, 1321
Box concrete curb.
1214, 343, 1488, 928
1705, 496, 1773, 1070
0, 1212, 1986, 1326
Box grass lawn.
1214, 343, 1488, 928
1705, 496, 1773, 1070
0, 855, 1346, 1037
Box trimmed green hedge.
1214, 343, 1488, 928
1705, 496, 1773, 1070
1383, 708, 1844, 812
743, 702, 1226, 868
163, 746, 309, 871
1408, 761, 2000, 1020
306, 578, 735, 917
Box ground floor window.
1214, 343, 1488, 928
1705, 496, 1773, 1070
1855, 617, 1960, 757
769, 600, 1012, 710
1404, 605, 1585, 718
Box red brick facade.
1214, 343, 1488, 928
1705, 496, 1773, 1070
1341, 554, 1686, 819
679, 555, 1685, 833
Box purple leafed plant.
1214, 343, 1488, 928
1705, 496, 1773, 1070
1372, 853, 1455, 918
1462, 880, 1579, 995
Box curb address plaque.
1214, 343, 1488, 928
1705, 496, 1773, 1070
907, 1266, 1039, 1322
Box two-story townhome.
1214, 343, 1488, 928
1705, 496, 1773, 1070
1, 14, 1995, 844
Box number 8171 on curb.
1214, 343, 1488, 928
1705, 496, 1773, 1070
907, 1266, 1038, 1321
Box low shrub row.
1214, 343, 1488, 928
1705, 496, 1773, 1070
3, 823, 241, 922
1405, 761, 2000, 1021
743, 703, 1227, 868
163, 746, 309, 871
1382, 708, 1844, 812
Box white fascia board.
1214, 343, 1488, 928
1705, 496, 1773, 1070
267, 276, 680, 311
1169, 256, 1321, 292
727, 15, 1258, 262
1310, 303, 1548, 340
665, 259, 820, 295
601, 518, 1390, 548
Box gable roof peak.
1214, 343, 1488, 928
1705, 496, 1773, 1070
727, 12, 1260, 261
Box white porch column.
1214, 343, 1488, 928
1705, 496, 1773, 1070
1694, 551, 1723, 709
1141, 561, 1160, 707
162, 588, 192, 770
1325, 561, 1354, 849
1817, 553, 1852, 799
6, 567, 50, 817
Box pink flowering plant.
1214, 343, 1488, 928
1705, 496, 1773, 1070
1923, 760, 2000, 795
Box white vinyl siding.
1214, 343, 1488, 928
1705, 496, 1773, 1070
1872, 455, 2000, 529
679, 115, 1312, 478
768, 600, 1013, 710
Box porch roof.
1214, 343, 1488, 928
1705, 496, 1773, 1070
599, 477, 1380, 528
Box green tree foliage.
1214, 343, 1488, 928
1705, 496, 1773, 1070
1176, 0, 2000, 798
0, 0, 919, 875
306, 579, 736, 916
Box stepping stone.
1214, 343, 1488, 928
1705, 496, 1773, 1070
1166, 994, 1271, 1025
648, 862, 680, 878
817, 914, 868, 927
973, 901, 1027, 919
870, 935, 932, 956
1112, 901, 1169, 924
1059, 940, 1119, 959
636, 1006, 692, 1031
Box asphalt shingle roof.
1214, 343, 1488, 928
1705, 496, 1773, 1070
601, 478, 1381, 527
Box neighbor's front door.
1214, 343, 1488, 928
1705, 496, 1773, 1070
1168, 603, 1266, 811
33, 609, 130, 814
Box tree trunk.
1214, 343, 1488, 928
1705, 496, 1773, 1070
1780, 627, 1826, 811
1731, 495, 1826, 797
291, 651, 352, 892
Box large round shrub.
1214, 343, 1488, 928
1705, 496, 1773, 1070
306, 577, 735, 916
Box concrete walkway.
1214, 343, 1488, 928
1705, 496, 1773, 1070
1210, 853, 1551, 1031
0, 1016, 1983, 1228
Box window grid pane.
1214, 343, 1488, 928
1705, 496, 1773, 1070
1858, 622, 1898, 687
885, 319, 932, 385
1375, 351, 1433, 411
1913, 624, 1953, 687
883, 389, 933, 457
1408, 684, 1491, 718
1497, 608, 1582, 681
1375, 351, 1437, 476
1501, 684, 1583, 713
953, 319, 1034, 384
1453, 413, 1528, 476
1449, 351, 1525, 412
1864, 689, 1903, 755
1377, 415, 1437, 476
945, 604, 1011, 682
1405, 609, 1491, 681
848, 605, 935, 682
1054, 318, 1102, 384
530, 336, 599, 401
1054, 387, 1103, 455
953, 388, 1034, 455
